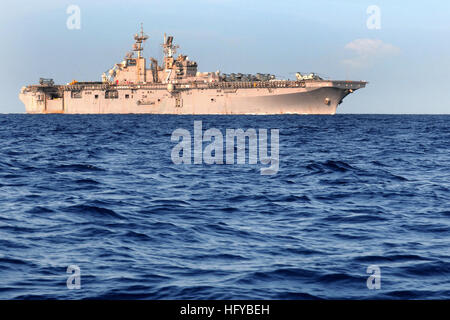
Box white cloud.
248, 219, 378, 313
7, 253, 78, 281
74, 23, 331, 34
342, 39, 400, 68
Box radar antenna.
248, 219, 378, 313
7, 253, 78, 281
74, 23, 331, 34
162, 33, 179, 58
132, 23, 149, 58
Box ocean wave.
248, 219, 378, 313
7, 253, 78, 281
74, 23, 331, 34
0, 114, 449, 299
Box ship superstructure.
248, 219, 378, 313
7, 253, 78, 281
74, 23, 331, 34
20, 25, 366, 114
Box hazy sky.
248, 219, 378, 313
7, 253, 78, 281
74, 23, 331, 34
1, 0, 449, 113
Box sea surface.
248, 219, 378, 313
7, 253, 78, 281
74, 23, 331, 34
0, 114, 449, 299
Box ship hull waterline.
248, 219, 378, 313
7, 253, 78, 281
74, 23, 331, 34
20, 84, 360, 115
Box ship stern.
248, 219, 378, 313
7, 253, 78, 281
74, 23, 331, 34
19, 87, 43, 114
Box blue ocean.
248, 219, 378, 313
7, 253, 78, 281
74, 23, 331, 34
0, 114, 449, 299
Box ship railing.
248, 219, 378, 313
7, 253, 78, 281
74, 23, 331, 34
56, 81, 309, 91
27, 79, 365, 91
34, 79, 367, 91
205, 80, 307, 89
61, 83, 169, 91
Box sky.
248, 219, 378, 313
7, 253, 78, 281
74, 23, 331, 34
0, 0, 449, 113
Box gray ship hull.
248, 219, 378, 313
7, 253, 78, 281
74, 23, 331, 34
19, 80, 365, 115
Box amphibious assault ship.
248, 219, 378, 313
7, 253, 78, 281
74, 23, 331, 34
20, 26, 366, 114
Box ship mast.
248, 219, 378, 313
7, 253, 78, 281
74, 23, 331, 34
162, 33, 179, 58
133, 23, 149, 58
162, 33, 179, 70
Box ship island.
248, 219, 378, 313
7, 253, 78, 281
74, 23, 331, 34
20, 25, 367, 115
